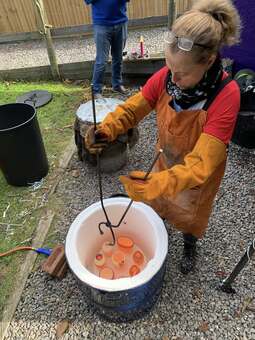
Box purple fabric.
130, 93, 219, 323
222, 0, 255, 72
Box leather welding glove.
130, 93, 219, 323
84, 125, 110, 154
98, 92, 152, 142
119, 133, 227, 202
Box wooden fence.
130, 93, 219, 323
175, 0, 191, 17
0, 0, 192, 35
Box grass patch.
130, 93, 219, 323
0, 80, 85, 318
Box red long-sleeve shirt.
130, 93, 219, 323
142, 66, 240, 144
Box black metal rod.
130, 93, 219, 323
96, 137, 163, 245
97, 153, 117, 245
220, 239, 255, 293
91, 83, 97, 131
97, 153, 111, 225
115, 148, 163, 227
91, 84, 115, 245
144, 148, 163, 179
116, 199, 133, 227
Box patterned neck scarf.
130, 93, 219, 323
166, 56, 223, 110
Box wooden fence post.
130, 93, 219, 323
33, 0, 60, 80
168, 0, 176, 29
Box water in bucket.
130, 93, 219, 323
87, 235, 148, 279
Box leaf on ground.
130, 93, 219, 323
239, 240, 245, 250
71, 169, 80, 178
215, 270, 228, 278
63, 79, 73, 84
73, 80, 85, 86
248, 188, 255, 196
247, 304, 255, 313
222, 315, 230, 321
198, 321, 209, 332
235, 296, 254, 317
192, 287, 203, 300
56, 319, 70, 338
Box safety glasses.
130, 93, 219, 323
164, 31, 210, 51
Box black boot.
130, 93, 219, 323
179, 233, 197, 274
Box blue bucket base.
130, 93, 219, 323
91, 282, 163, 322
78, 260, 167, 322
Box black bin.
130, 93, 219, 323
231, 111, 255, 149
0, 103, 49, 186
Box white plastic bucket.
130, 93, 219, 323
65, 197, 168, 321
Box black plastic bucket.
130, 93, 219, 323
231, 111, 255, 149
0, 103, 49, 186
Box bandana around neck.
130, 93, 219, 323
166, 56, 223, 110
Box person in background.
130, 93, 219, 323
84, 0, 130, 98
85, 0, 241, 274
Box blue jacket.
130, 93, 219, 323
84, 0, 129, 26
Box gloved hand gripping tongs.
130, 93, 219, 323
91, 84, 163, 246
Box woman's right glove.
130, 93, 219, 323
97, 92, 152, 141
84, 92, 152, 153
84, 126, 110, 154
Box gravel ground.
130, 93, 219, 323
2, 25, 255, 340
4, 107, 255, 339
0, 27, 167, 70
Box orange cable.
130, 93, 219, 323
0, 246, 35, 258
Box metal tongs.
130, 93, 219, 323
91, 84, 162, 245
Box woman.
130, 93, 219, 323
85, 0, 241, 274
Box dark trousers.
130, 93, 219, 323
92, 22, 128, 93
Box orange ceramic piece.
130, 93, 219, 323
117, 236, 134, 249
112, 251, 125, 267
99, 267, 114, 280
133, 250, 144, 265
94, 253, 105, 267
102, 242, 114, 257
129, 264, 140, 277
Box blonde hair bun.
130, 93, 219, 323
191, 0, 241, 46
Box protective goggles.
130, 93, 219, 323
164, 31, 210, 51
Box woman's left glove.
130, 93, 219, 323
119, 170, 169, 201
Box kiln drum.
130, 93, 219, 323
74, 97, 139, 172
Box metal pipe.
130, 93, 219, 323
219, 238, 255, 294
91, 83, 97, 131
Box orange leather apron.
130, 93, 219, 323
149, 90, 227, 238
